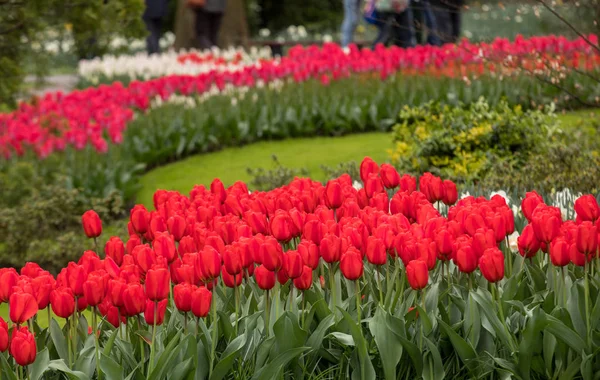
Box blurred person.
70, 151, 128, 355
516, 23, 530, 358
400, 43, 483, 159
144, 0, 170, 54
193, 0, 227, 49
372, 0, 415, 48
411, 0, 441, 46
447, 0, 462, 43
342, 0, 363, 47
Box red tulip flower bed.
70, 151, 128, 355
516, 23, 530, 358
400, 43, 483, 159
1, 157, 599, 378
1, 35, 599, 161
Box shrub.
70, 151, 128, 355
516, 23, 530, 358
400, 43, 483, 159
246, 155, 309, 191
389, 98, 557, 180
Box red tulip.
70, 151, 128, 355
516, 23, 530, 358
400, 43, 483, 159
576, 221, 598, 256
31, 275, 54, 309
517, 225, 541, 258
20, 263, 43, 279
123, 283, 146, 317
130, 205, 150, 235
50, 287, 75, 319
293, 266, 313, 291
360, 157, 379, 183
0, 269, 19, 302
550, 238, 571, 267
303, 219, 325, 245
283, 250, 303, 279
441, 180, 458, 206
10, 326, 36, 366
532, 208, 561, 243
406, 260, 428, 290
521, 191, 544, 222
223, 246, 243, 276
196, 246, 221, 281
366, 236, 387, 266
83, 271, 107, 307
270, 211, 293, 242
365, 173, 384, 198
380, 164, 400, 189
145, 299, 168, 325
174, 283, 196, 313
434, 229, 454, 261
298, 240, 320, 270
167, 215, 187, 242
145, 268, 170, 301
154, 233, 177, 263
472, 228, 496, 258
255, 265, 276, 290
455, 246, 478, 274
320, 234, 342, 263
0, 317, 7, 352
9, 292, 38, 324
340, 247, 363, 281
105, 237, 125, 266
479, 248, 505, 283
222, 267, 243, 288
107, 279, 126, 307
575, 195, 600, 223
65, 262, 87, 297
399, 174, 416, 193
191, 287, 212, 318
260, 237, 283, 272
82, 210, 102, 238
325, 180, 343, 210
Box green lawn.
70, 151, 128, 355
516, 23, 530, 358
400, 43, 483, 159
137, 132, 392, 207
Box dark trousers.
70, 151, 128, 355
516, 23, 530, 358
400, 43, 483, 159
373, 10, 416, 49
411, 0, 441, 46
195, 9, 224, 50
449, 6, 461, 43
144, 17, 162, 54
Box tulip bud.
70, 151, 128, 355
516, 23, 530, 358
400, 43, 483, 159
145, 268, 170, 301
174, 283, 196, 313
50, 287, 75, 319
406, 260, 428, 290
10, 326, 36, 366
9, 291, 38, 325
254, 265, 276, 290
0, 317, 7, 352
380, 164, 400, 189
298, 240, 320, 270
293, 266, 313, 291
191, 287, 212, 318
123, 283, 145, 317
479, 248, 505, 283
517, 224, 541, 258
574, 194, 600, 223
81, 210, 102, 239
145, 299, 168, 326
340, 248, 364, 281
366, 236, 387, 266
105, 237, 125, 266
550, 238, 571, 267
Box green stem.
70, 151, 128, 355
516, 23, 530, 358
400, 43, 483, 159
561, 266, 567, 307
468, 273, 473, 291
328, 263, 336, 310
137, 315, 145, 368
390, 267, 405, 312
93, 307, 102, 380
375, 266, 384, 307
419, 289, 426, 351
355, 280, 361, 325
584, 262, 591, 348
234, 278, 239, 337
118, 309, 123, 340
184, 312, 188, 335
149, 301, 158, 375
301, 291, 306, 330
73, 298, 78, 362
210, 291, 218, 376
265, 290, 271, 338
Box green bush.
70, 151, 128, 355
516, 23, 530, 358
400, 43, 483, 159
389, 99, 600, 193
246, 155, 309, 191
389, 98, 557, 180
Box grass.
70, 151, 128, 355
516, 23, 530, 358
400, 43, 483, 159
137, 132, 392, 207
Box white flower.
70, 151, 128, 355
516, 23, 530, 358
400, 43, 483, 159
460, 192, 471, 199
508, 231, 520, 252
259, 28, 271, 38
297, 26, 308, 38
352, 181, 363, 190
323, 34, 333, 43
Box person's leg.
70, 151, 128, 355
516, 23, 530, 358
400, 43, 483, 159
411, 1, 423, 45
208, 12, 224, 47
450, 7, 461, 42
195, 8, 212, 50
392, 7, 416, 48
341, 0, 360, 47
422, 0, 441, 46
144, 18, 160, 54
372, 12, 392, 48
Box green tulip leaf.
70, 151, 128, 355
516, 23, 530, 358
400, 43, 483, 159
339, 308, 376, 380
369, 306, 403, 380
50, 319, 69, 362
306, 313, 335, 353
209, 334, 247, 380
29, 347, 50, 380
47, 360, 90, 380
100, 353, 123, 379
251, 347, 310, 380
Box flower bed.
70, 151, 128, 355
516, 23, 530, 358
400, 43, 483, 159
1, 157, 600, 378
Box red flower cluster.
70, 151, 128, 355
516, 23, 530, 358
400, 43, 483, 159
519, 192, 600, 267
1, 35, 598, 160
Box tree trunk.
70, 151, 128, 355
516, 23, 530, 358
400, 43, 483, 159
218, 0, 249, 48
174, 0, 197, 50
